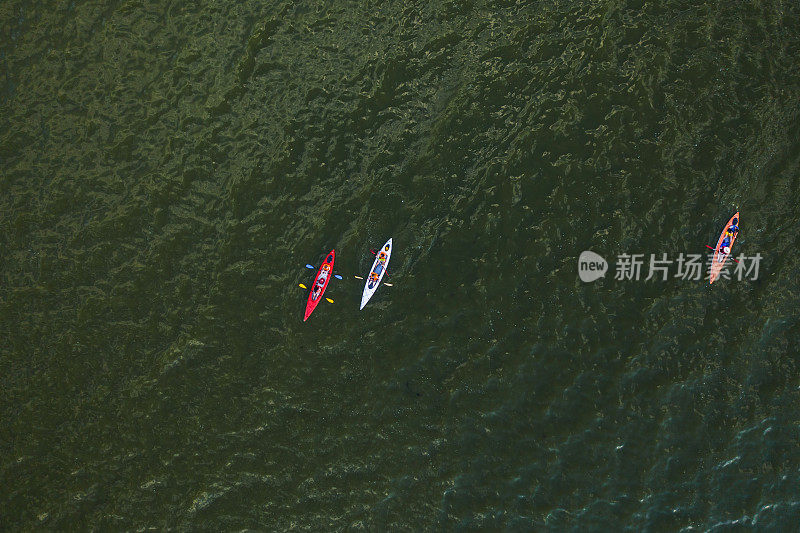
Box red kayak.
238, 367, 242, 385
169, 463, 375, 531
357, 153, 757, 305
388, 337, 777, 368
304, 250, 335, 321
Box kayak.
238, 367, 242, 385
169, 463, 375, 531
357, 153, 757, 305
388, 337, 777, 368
709, 212, 739, 284
304, 249, 335, 321
360, 238, 392, 310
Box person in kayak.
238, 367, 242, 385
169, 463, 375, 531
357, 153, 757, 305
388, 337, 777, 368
311, 265, 330, 300
719, 236, 731, 256
727, 218, 739, 237
312, 276, 326, 299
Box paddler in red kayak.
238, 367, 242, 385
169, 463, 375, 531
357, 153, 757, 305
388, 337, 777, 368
311, 264, 330, 300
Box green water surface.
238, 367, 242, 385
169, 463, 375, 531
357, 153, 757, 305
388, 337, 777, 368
2, 0, 800, 529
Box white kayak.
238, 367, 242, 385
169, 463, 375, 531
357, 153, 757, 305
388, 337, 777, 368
360, 238, 392, 310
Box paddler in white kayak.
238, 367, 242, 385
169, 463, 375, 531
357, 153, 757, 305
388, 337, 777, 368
369, 251, 387, 288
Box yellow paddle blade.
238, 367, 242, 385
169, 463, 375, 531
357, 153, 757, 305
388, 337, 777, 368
299, 283, 307, 289
326, 297, 334, 303
384, 283, 393, 287
354, 275, 364, 279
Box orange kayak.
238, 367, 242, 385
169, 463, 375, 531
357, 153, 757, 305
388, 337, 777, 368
709, 212, 739, 284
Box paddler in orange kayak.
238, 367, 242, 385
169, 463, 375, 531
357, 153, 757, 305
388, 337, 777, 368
718, 217, 739, 257
727, 217, 739, 237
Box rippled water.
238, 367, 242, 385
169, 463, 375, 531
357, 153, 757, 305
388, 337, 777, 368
3, 0, 800, 529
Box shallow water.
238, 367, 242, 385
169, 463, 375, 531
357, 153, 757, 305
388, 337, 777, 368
2, 0, 800, 529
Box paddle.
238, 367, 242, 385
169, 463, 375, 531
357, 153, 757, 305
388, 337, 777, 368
354, 275, 392, 287
299, 284, 336, 301
705, 244, 740, 263
305, 264, 342, 279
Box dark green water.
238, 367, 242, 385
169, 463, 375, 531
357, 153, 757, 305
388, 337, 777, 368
3, 0, 800, 529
